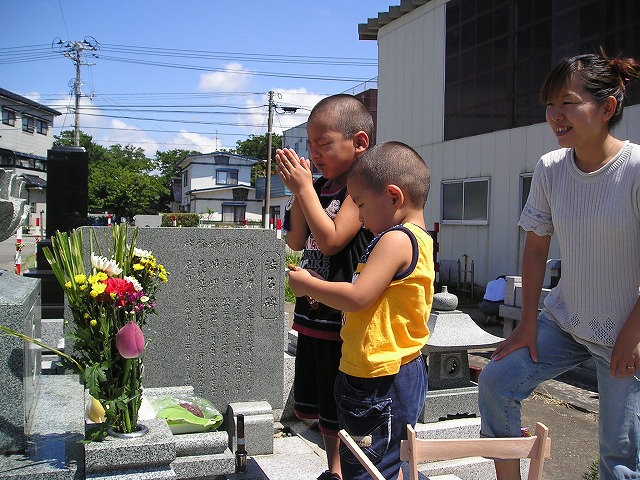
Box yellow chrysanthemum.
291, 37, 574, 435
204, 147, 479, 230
74, 274, 87, 284
91, 282, 107, 296
90, 319, 97, 327
133, 263, 144, 271
65, 281, 72, 289
79, 284, 87, 291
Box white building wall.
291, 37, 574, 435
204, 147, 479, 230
375, 0, 640, 286
0, 97, 56, 157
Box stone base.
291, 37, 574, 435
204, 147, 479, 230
85, 418, 176, 475
0, 375, 84, 480
227, 401, 274, 456
142, 386, 236, 479
421, 385, 480, 423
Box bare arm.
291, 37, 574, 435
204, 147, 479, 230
283, 196, 309, 251
276, 148, 363, 255
492, 231, 550, 361
610, 298, 640, 377
287, 230, 412, 312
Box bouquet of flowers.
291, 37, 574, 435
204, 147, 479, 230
41, 224, 168, 435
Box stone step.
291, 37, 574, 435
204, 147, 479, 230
170, 450, 235, 479
87, 466, 177, 480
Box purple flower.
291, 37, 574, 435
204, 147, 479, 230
116, 320, 145, 358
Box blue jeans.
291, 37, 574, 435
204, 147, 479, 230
335, 355, 427, 480
478, 314, 640, 479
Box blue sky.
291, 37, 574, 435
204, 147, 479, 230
4, 1, 391, 156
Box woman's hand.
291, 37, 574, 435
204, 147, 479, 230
491, 319, 539, 362
610, 320, 640, 378
275, 148, 313, 195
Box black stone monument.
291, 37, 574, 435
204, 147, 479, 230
24, 146, 89, 318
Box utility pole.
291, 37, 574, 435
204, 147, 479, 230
263, 90, 275, 229
53, 37, 99, 146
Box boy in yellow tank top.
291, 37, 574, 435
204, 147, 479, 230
288, 141, 434, 480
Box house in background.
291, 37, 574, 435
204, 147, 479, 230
254, 175, 292, 228
178, 151, 263, 224
0, 87, 61, 231
360, 0, 640, 288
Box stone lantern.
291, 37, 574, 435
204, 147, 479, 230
420, 286, 503, 423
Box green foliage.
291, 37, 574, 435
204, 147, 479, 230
285, 250, 301, 304
55, 130, 170, 219
161, 213, 199, 227
582, 457, 599, 480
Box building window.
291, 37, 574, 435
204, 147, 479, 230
232, 188, 248, 201
441, 178, 490, 225
2, 108, 16, 126
270, 205, 281, 224
222, 204, 245, 223
0, 153, 14, 166
22, 115, 35, 133
216, 169, 238, 185
520, 173, 533, 212
444, 0, 640, 140
36, 119, 48, 135
182, 172, 188, 187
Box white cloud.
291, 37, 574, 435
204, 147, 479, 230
198, 63, 253, 92
239, 88, 323, 136
164, 130, 222, 154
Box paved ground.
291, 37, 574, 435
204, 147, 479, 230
0, 233, 38, 272
276, 302, 600, 480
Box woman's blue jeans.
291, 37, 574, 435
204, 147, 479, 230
478, 314, 640, 479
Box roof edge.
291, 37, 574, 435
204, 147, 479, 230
358, 0, 430, 40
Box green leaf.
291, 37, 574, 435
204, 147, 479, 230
84, 363, 108, 395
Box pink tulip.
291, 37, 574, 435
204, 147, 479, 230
116, 320, 145, 358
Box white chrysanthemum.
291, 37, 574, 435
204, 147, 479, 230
125, 276, 142, 292
91, 255, 123, 276
133, 247, 152, 259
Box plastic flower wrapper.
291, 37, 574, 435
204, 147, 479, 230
147, 394, 223, 434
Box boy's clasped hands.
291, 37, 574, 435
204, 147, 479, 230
275, 148, 313, 193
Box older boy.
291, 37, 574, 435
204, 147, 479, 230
276, 94, 374, 480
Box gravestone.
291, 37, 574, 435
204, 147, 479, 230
0, 164, 41, 454
0, 271, 41, 453
24, 146, 89, 318
80, 227, 285, 414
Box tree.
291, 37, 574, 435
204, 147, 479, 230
234, 134, 282, 184
54, 130, 167, 219
54, 130, 109, 165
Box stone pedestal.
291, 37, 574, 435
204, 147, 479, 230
0, 270, 42, 453
423, 308, 503, 420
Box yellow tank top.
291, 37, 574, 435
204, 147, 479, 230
339, 223, 434, 378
